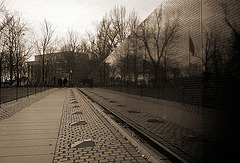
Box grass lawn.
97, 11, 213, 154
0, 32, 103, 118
0, 87, 50, 103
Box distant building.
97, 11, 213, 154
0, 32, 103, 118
27, 51, 90, 86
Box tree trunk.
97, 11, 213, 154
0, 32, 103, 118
99, 64, 103, 86
42, 54, 45, 86
103, 62, 106, 86
16, 56, 19, 86
134, 55, 138, 86
0, 58, 2, 88
10, 48, 13, 85
153, 64, 159, 87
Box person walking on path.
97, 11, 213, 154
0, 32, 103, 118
58, 78, 63, 88
63, 77, 68, 87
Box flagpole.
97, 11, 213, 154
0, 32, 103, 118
189, 32, 191, 76
200, 0, 204, 162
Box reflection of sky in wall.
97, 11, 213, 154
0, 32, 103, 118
107, 0, 203, 70
5, 0, 163, 37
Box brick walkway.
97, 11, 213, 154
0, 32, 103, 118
80, 88, 235, 163
53, 88, 148, 162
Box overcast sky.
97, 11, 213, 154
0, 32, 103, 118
5, 0, 163, 38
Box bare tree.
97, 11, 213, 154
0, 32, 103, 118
36, 19, 56, 86
217, 2, 240, 81
57, 30, 94, 85
134, 5, 180, 86
88, 6, 140, 86
0, 11, 30, 86
88, 15, 117, 85
2, 13, 16, 85
127, 10, 140, 85
222, 7, 240, 80
0, 1, 7, 87
109, 6, 140, 81
111, 5, 128, 44
58, 30, 82, 84
44, 44, 58, 85
192, 28, 221, 82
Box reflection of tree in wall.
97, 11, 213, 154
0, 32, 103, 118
134, 5, 180, 87
199, 3, 240, 109
115, 53, 142, 86
88, 6, 139, 86
220, 2, 240, 81
201, 28, 222, 82
223, 13, 240, 110
224, 18, 240, 80
166, 59, 182, 78
115, 55, 128, 85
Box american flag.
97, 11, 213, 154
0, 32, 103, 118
189, 35, 195, 56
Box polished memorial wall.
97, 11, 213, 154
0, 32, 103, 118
106, 0, 240, 162
107, 0, 240, 108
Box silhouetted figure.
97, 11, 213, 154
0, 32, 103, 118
83, 78, 93, 87
58, 78, 62, 88
63, 77, 68, 87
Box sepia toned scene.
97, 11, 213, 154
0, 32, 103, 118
0, 0, 239, 162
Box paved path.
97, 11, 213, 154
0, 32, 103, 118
0, 88, 150, 163
0, 89, 57, 121
0, 88, 66, 163
53, 88, 149, 162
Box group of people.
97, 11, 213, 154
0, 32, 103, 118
58, 77, 68, 87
